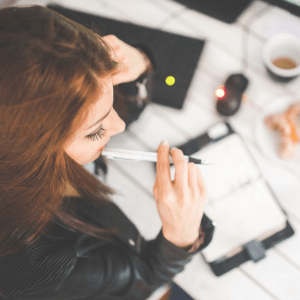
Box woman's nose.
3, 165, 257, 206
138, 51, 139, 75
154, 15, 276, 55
109, 109, 126, 136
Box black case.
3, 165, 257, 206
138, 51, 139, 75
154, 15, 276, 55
176, 122, 295, 276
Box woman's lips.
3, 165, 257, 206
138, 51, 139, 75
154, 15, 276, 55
99, 146, 104, 151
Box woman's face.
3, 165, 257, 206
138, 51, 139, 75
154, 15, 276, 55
64, 77, 125, 165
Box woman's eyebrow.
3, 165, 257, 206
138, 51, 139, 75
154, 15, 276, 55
86, 107, 112, 130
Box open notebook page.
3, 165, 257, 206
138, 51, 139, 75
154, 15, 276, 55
171, 134, 286, 262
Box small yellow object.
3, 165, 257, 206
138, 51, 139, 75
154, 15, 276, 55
165, 76, 175, 86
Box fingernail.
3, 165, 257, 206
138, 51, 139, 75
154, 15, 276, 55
160, 139, 169, 146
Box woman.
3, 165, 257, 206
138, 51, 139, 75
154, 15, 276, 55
0, 5, 214, 300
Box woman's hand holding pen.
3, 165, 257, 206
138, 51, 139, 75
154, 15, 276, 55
153, 140, 208, 249
102, 35, 150, 86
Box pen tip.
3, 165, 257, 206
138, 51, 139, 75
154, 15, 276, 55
188, 157, 214, 164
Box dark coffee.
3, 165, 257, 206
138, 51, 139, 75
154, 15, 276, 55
272, 57, 298, 69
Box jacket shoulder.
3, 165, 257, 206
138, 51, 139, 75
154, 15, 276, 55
0, 222, 78, 298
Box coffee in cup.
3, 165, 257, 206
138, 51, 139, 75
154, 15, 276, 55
263, 33, 300, 82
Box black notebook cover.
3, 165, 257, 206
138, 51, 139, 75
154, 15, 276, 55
47, 4, 206, 109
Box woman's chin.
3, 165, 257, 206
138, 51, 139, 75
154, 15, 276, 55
84, 151, 101, 165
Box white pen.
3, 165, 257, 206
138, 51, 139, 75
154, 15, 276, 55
101, 149, 214, 164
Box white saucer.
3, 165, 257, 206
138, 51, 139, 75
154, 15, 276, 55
254, 95, 300, 173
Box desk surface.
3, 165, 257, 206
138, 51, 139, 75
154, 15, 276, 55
14, 0, 300, 299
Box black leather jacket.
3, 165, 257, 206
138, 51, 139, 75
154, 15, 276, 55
0, 197, 214, 300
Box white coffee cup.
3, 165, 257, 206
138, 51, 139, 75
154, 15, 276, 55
263, 33, 300, 82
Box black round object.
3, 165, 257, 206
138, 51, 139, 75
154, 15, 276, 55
216, 73, 249, 117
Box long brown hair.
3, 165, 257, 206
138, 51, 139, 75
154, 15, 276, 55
0, 5, 121, 257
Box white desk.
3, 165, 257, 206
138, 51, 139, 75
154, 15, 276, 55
14, 0, 300, 299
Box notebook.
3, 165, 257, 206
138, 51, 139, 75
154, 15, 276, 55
172, 122, 294, 276
47, 4, 206, 109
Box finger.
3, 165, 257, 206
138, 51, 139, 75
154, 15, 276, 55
156, 140, 172, 187
102, 35, 123, 61
101, 35, 117, 53
102, 34, 118, 44
196, 167, 207, 197
188, 163, 198, 190
153, 182, 158, 201
102, 35, 127, 57
170, 148, 188, 187
111, 70, 129, 86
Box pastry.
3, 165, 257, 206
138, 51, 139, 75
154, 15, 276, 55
264, 102, 300, 159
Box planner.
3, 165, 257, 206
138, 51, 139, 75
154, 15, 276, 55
172, 122, 294, 276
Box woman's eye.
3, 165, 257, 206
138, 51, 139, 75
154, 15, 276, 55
86, 126, 107, 141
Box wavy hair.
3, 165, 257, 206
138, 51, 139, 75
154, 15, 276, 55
0, 5, 121, 258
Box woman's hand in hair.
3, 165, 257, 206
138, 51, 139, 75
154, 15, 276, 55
102, 35, 149, 86
153, 140, 208, 250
